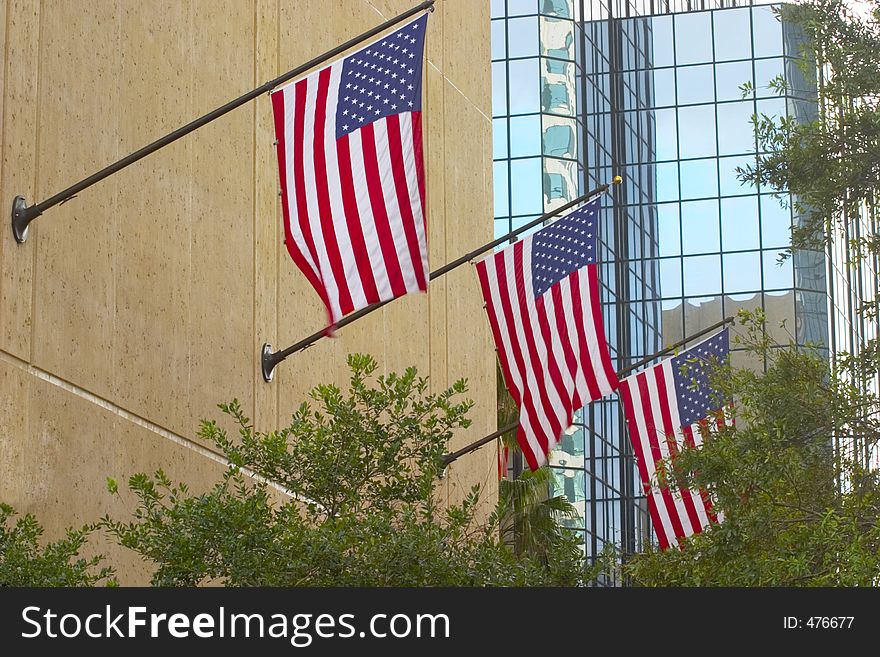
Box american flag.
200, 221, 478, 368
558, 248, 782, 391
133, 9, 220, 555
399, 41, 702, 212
475, 197, 618, 471
271, 15, 429, 328
618, 329, 729, 550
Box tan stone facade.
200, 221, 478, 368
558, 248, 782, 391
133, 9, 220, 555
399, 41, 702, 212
0, 0, 495, 583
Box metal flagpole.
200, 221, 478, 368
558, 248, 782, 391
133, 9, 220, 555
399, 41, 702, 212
9, 0, 436, 244
260, 180, 621, 382
440, 315, 735, 467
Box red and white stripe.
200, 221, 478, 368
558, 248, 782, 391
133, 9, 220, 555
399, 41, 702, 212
618, 361, 721, 550
271, 65, 428, 327
475, 240, 618, 471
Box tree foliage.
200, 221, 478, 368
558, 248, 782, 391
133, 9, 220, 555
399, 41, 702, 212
0, 503, 115, 586
740, 0, 880, 280
622, 311, 880, 586
103, 354, 587, 586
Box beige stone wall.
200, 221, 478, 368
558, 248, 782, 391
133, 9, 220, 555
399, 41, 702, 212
0, 0, 495, 583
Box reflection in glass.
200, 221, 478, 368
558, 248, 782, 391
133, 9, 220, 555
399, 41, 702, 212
684, 255, 722, 296
756, 97, 787, 124
491, 0, 505, 19
541, 0, 572, 19
542, 78, 574, 114
510, 158, 542, 214
763, 249, 793, 290
509, 115, 541, 157
674, 12, 712, 65
721, 195, 759, 251
679, 158, 718, 200
658, 203, 681, 257
715, 60, 754, 102
508, 59, 540, 114
752, 5, 784, 58
654, 108, 678, 161
683, 295, 724, 336
717, 101, 757, 155
681, 199, 720, 253
656, 161, 679, 203
543, 120, 575, 157
651, 15, 675, 68
760, 194, 792, 248
723, 251, 762, 293
678, 105, 717, 158
491, 20, 506, 60
677, 65, 715, 105
713, 7, 752, 61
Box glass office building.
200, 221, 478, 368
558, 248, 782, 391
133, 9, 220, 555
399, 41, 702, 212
492, 0, 878, 567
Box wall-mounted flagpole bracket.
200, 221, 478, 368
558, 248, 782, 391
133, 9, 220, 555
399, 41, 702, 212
11, 196, 38, 244
262, 343, 279, 383
8, 0, 436, 246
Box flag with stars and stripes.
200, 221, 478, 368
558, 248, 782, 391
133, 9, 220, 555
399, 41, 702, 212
271, 14, 429, 328
617, 329, 730, 550
474, 197, 618, 471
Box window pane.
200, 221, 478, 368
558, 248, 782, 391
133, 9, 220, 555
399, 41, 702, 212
723, 251, 761, 293
655, 108, 678, 160
494, 161, 509, 216
658, 202, 681, 257
678, 105, 716, 158
509, 114, 541, 157
508, 16, 539, 58
679, 158, 718, 200
494, 218, 511, 240
510, 157, 542, 214
717, 101, 756, 156
721, 195, 760, 251
656, 161, 679, 202
763, 249, 793, 290
683, 255, 722, 296
681, 198, 720, 253
674, 12, 712, 65
493, 118, 508, 159
491, 20, 506, 61
508, 0, 537, 16
492, 61, 507, 116
716, 61, 754, 102
491, 0, 506, 19
719, 155, 756, 196
651, 67, 676, 107
651, 16, 675, 68
508, 59, 540, 114
660, 258, 682, 298
713, 6, 752, 61
755, 57, 784, 98
542, 0, 572, 19
752, 6, 783, 58
677, 65, 715, 105
760, 194, 792, 248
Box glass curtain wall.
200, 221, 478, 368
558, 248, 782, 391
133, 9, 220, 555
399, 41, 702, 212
490, 1, 874, 568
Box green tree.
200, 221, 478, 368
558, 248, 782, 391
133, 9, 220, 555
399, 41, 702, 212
103, 354, 587, 586
0, 503, 115, 586
741, 0, 880, 280
622, 311, 880, 586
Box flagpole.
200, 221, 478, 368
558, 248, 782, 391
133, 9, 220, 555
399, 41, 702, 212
440, 315, 735, 467
260, 180, 620, 382
9, 1, 436, 244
